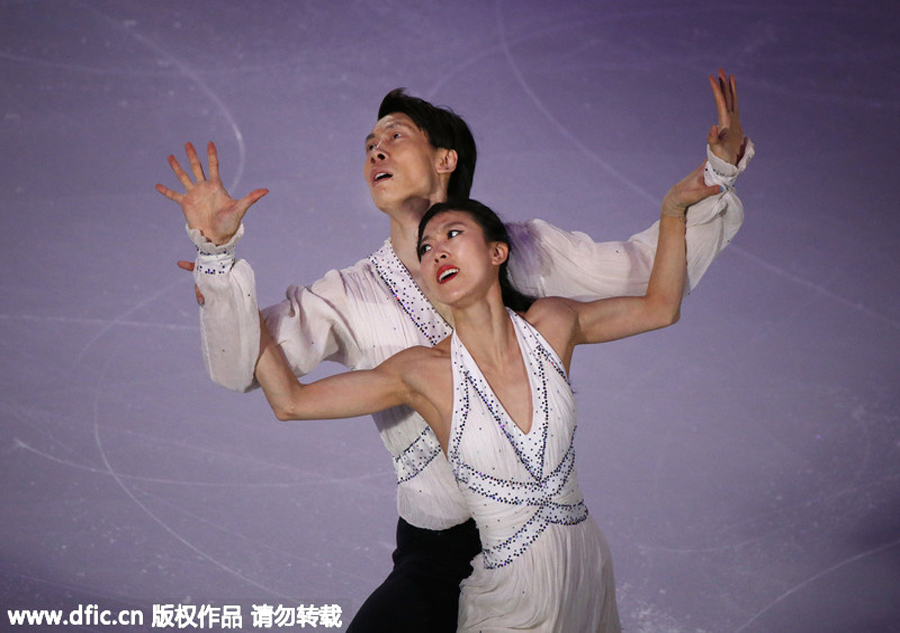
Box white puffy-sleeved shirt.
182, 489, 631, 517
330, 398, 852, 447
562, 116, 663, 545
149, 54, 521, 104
189, 143, 753, 530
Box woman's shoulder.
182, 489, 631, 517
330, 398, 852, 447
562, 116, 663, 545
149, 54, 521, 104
523, 296, 579, 326
382, 342, 451, 383
385, 342, 453, 408
388, 341, 449, 366
520, 297, 580, 359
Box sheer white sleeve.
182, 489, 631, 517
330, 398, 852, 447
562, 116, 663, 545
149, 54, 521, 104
187, 224, 261, 392
507, 140, 754, 300
187, 225, 362, 393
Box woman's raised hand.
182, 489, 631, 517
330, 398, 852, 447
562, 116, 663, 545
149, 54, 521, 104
156, 141, 268, 245
661, 163, 723, 218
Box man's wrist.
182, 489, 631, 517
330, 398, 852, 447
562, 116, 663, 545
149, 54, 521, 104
186, 223, 244, 275
705, 138, 755, 190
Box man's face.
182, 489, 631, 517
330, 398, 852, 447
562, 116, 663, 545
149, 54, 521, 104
364, 113, 448, 214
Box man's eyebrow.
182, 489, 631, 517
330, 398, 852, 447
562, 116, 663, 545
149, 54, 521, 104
366, 120, 415, 143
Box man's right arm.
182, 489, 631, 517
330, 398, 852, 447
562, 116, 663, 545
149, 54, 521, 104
189, 224, 361, 392
159, 141, 360, 392
189, 224, 260, 392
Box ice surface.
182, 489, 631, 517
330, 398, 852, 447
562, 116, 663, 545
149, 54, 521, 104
2, 1, 898, 631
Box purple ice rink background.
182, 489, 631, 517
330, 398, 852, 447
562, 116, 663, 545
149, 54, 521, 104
2, 2, 899, 631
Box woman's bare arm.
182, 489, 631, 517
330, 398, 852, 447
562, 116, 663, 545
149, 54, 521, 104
574, 163, 723, 344
528, 163, 723, 357
255, 314, 415, 421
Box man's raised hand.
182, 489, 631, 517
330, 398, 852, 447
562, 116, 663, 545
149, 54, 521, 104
707, 69, 746, 166
156, 141, 268, 245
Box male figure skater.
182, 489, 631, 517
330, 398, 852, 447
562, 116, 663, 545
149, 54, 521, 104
158, 71, 751, 632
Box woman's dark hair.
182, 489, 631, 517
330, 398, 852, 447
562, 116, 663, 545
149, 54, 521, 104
417, 198, 534, 312
378, 89, 476, 199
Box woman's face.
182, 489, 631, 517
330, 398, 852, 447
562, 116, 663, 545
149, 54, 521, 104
418, 210, 507, 308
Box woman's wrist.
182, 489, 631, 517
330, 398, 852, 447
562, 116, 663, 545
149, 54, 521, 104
660, 196, 688, 219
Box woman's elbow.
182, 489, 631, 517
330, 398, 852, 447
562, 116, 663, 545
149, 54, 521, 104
264, 384, 307, 421
650, 311, 680, 331
645, 301, 681, 330
667, 306, 682, 327
269, 400, 298, 422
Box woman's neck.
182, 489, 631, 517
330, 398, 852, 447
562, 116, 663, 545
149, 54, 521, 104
451, 288, 518, 372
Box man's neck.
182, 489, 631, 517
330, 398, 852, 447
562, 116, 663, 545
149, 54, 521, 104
389, 214, 423, 274
385, 193, 442, 274
386, 199, 456, 325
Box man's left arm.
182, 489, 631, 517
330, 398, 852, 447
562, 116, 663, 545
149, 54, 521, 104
507, 140, 753, 301
507, 68, 752, 301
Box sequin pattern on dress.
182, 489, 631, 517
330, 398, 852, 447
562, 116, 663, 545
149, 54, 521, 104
448, 309, 588, 569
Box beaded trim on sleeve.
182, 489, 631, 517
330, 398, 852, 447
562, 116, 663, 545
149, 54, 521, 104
195, 249, 235, 275
703, 142, 749, 192
186, 223, 243, 276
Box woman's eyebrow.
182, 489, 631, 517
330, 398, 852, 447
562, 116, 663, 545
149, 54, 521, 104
422, 220, 466, 242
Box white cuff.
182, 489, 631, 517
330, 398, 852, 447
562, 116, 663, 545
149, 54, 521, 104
704, 138, 755, 191
186, 223, 244, 275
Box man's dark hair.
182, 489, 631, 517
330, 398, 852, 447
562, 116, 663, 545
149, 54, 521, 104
417, 198, 534, 312
378, 89, 477, 199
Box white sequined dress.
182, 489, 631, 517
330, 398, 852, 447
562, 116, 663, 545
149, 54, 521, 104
449, 309, 621, 632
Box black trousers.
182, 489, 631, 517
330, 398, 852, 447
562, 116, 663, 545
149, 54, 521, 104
346, 517, 481, 633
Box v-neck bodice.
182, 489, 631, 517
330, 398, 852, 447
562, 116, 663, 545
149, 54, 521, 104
451, 312, 554, 478
447, 309, 588, 568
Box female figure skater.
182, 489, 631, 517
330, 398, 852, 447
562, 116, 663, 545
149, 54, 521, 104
254, 167, 722, 631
